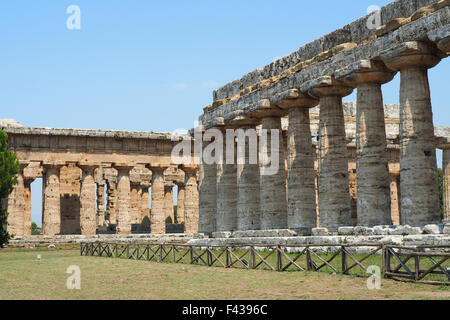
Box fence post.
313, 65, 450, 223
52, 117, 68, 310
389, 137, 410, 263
190, 246, 194, 264
226, 247, 230, 268
249, 247, 254, 269
341, 246, 348, 275
159, 244, 163, 262
126, 244, 130, 259
414, 255, 420, 281
276, 246, 282, 272
306, 247, 312, 271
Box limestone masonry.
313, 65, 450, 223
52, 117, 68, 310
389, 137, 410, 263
3, 0, 450, 243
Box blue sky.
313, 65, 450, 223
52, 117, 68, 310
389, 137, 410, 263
1, 1, 448, 226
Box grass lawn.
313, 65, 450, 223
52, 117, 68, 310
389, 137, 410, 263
0, 248, 449, 300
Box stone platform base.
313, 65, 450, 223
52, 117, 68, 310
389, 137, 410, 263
9, 233, 197, 246
187, 234, 450, 251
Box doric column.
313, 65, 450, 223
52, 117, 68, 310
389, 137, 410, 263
308, 76, 353, 230
164, 182, 175, 224
140, 181, 151, 226
199, 139, 217, 234
130, 183, 142, 225
235, 125, 260, 231
381, 41, 441, 226
337, 60, 395, 226
106, 180, 117, 224
6, 163, 27, 236
277, 91, 318, 234
42, 164, 63, 236
182, 166, 199, 234
216, 128, 237, 232
114, 164, 133, 234
259, 117, 288, 230
390, 173, 401, 226
96, 183, 105, 226
176, 184, 185, 224
444, 149, 450, 223
78, 163, 97, 235
23, 179, 33, 235
149, 166, 166, 234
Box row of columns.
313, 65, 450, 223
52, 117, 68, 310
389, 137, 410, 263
199, 40, 448, 234
6, 163, 199, 236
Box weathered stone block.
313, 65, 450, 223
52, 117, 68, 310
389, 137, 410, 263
423, 224, 441, 234
312, 228, 329, 236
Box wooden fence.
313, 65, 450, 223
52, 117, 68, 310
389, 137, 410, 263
80, 242, 449, 285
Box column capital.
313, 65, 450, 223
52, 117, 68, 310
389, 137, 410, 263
113, 163, 135, 172
336, 60, 396, 87
228, 110, 260, 127
302, 76, 353, 98
380, 41, 441, 71
248, 99, 287, 119
42, 161, 65, 170
273, 89, 319, 110
181, 165, 198, 174
147, 164, 169, 172
77, 162, 101, 170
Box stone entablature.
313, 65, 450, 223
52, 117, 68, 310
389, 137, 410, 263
207, 0, 448, 110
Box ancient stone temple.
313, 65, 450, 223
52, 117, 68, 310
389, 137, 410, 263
1, 124, 199, 236
198, 0, 450, 235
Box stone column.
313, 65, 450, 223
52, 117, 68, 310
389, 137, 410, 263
130, 183, 142, 225
308, 76, 353, 230
443, 149, 450, 223
199, 140, 217, 234
42, 164, 63, 236
164, 182, 175, 224
140, 182, 151, 224
216, 129, 237, 232
390, 174, 401, 226
6, 164, 26, 236
381, 41, 441, 226
96, 183, 105, 226
23, 179, 33, 235
106, 181, 117, 224
338, 60, 395, 226
150, 166, 166, 234
183, 166, 199, 234
283, 94, 318, 234
236, 125, 260, 231
260, 117, 288, 230
114, 165, 133, 234
176, 184, 185, 224
78, 164, 97, 235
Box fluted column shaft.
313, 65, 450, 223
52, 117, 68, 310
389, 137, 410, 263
115, 167, 132, 234
96, 183, 105, 226
356, 83, 392, 226
106, 181, 117, 224
199, 141, 217, 234
164, 185, 175, 224
287, 108, 316, 233
390, 174, 401, 225
150, 168, 166, 234
237, 127, 260, 231
308, 78, 354, 231
7, 168, 25, 236
79, 165, 97, 235
260, 117, 287, 230
23, 179, 33, 235
184, 169, 199, 234
130, 183, 142, 224
177, 185, 185, 224
381, 41, 441, 226
42, 166, 62, 236
216, 131, 237, 231
444, 149, 450, 223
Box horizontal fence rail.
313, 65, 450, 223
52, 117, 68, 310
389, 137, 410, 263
80, 242, 450, 286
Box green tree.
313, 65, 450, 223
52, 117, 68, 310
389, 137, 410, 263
438, 168, 443, 219
0, 130, 19, 247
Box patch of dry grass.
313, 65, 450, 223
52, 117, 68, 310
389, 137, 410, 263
0, 249, 449, 300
